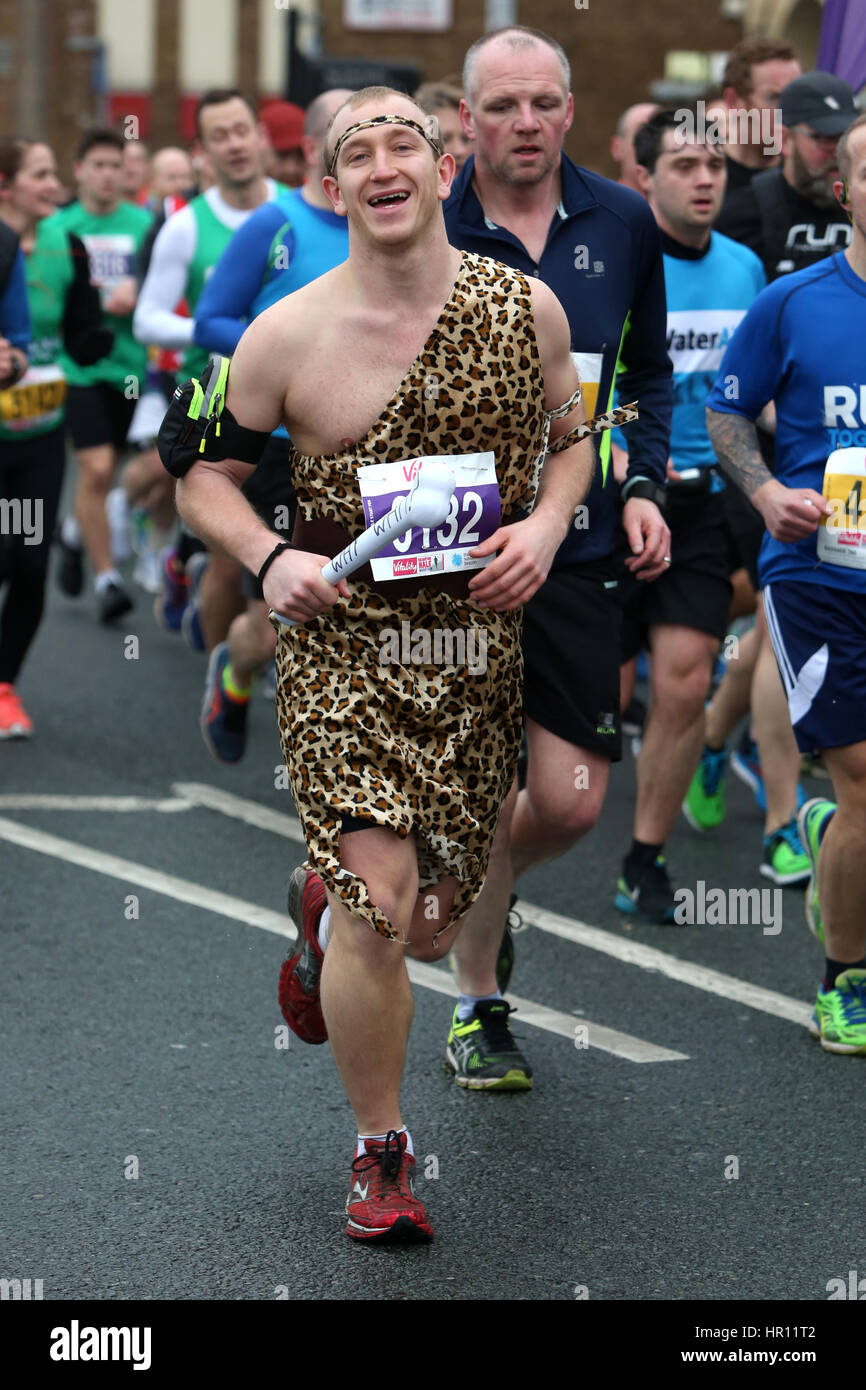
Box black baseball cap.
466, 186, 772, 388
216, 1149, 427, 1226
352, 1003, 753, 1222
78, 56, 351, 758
780, 71, 859, 135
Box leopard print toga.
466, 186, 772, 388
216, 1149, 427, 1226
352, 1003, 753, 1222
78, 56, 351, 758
273, 252, 553, 941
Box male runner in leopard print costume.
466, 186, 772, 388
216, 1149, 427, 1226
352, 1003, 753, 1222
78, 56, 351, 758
176, 87, 593, 1243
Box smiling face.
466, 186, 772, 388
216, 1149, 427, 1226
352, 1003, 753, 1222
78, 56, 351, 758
460, 39, 572, 188
1, 143, 62, 224
323, 98, 455, 249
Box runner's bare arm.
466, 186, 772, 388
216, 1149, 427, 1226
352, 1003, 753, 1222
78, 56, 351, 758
175, 313, 351, 617
469, 280, 593, 611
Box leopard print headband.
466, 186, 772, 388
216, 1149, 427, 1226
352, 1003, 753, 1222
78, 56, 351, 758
327, 114, 444, 177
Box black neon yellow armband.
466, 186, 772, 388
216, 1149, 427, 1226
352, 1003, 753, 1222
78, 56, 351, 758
157, 355, 272, 479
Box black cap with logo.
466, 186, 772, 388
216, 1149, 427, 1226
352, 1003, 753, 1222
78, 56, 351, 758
780, 71, 860, 135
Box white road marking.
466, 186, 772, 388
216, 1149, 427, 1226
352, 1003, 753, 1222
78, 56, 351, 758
176, 784, 813, 1031
406, 962, 686, 1063
0, 795, 191, 812
0, 816, 289, 934
516, 901, 813, 1028
172, 782, 303, 841
0, 814, 684, 1063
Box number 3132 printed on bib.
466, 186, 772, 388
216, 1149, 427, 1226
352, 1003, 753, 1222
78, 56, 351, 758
357, 453, 501, 582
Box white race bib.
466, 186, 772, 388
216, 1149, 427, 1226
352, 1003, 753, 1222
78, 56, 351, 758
357, 453, 501, 582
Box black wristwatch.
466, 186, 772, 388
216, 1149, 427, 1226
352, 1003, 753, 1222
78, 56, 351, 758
621, 475, 667, 513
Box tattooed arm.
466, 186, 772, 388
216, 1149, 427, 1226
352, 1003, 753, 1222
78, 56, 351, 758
707, 406, 830, 543
706, 408, 772, 499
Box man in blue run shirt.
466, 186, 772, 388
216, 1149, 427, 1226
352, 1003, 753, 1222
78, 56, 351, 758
707, 113, 866, 1055
193, 89, 351, 765
612, 109, 806, 922
440, 26, 672, 1089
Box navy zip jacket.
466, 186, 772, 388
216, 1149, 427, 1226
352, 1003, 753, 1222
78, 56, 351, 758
443, 153, 672, 568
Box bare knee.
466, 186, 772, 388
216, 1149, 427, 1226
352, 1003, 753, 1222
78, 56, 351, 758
405, 881, 460, 962
330, 905, 407, 969
652, 658, 713, 725
523, 772, 606, 846
344, 866, 417, 942
79, 456, 116, 492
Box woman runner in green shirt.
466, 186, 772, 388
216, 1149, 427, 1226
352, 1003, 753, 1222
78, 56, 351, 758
0, 137, 111, 736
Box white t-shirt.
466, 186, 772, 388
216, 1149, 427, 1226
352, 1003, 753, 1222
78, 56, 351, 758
132, 180, 280, 349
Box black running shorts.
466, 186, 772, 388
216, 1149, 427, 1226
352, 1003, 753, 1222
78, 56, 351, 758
522, 563, 623, 761
65, 383, 138, 452
723, 477, 764, 590
616, 488, 733, 663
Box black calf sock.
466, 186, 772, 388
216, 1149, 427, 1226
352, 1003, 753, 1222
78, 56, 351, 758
823, 956, 866, 992
626, 838, 663, 871
176, 531, 206, 567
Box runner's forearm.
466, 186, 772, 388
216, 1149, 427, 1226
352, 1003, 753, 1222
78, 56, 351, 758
706, 408, 772, 500
533, 436, 595, 539
176, 463, 282, 575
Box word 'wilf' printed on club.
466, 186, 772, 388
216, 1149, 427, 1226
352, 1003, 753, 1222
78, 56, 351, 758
0, 497, 42, 545
50, 1321, 152, 1371
379, 620, 487, 674
674, 881, 782, 935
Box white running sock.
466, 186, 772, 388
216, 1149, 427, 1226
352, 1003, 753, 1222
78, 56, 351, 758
94, 569, 124, 595
61, 515, 81, 548
456, 989, 502, 1021
356, 1126, 413, 1157
317, 906, 331, 953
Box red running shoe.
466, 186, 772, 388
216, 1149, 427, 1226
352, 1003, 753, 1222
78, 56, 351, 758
346, 1131, 433, 1243
278, 867, 328, 1044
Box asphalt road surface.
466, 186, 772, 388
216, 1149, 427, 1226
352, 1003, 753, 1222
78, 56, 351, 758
1, 556, 858, 1305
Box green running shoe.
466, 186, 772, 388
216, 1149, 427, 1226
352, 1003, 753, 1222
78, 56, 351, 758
444, 999, 532, 1090
760, 816, 810, 885
682, 745, 728, 832
809, 970, 866, 1054
797, 797, 836, 945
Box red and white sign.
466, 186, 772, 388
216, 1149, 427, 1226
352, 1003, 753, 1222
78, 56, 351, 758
343, 0, 452, 31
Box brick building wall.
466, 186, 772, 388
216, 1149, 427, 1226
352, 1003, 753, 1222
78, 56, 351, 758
319, 0, 743, 178
0, 0, 101, 185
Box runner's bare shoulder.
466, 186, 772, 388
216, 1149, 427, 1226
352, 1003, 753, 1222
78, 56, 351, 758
229, 267, 345, 428
224, 270, 338, 433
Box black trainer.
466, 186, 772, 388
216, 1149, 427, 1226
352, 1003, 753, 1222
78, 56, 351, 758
57, 537, 84, 596
445, 998, 532, 1090
614, 853, 678, 924
98, 580, 134, 624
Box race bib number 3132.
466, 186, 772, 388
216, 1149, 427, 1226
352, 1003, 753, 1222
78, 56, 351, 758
357, 452, 500, 581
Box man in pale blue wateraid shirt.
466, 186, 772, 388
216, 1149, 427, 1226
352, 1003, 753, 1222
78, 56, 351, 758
609, 109, 777, 925
707, 113, 866, 1056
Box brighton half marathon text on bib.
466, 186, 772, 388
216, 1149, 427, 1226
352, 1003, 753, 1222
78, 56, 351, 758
818, 447, 866, 570
357, 453, 500, 582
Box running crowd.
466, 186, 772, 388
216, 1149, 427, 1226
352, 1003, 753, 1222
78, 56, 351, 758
2, 25, 865, 1245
